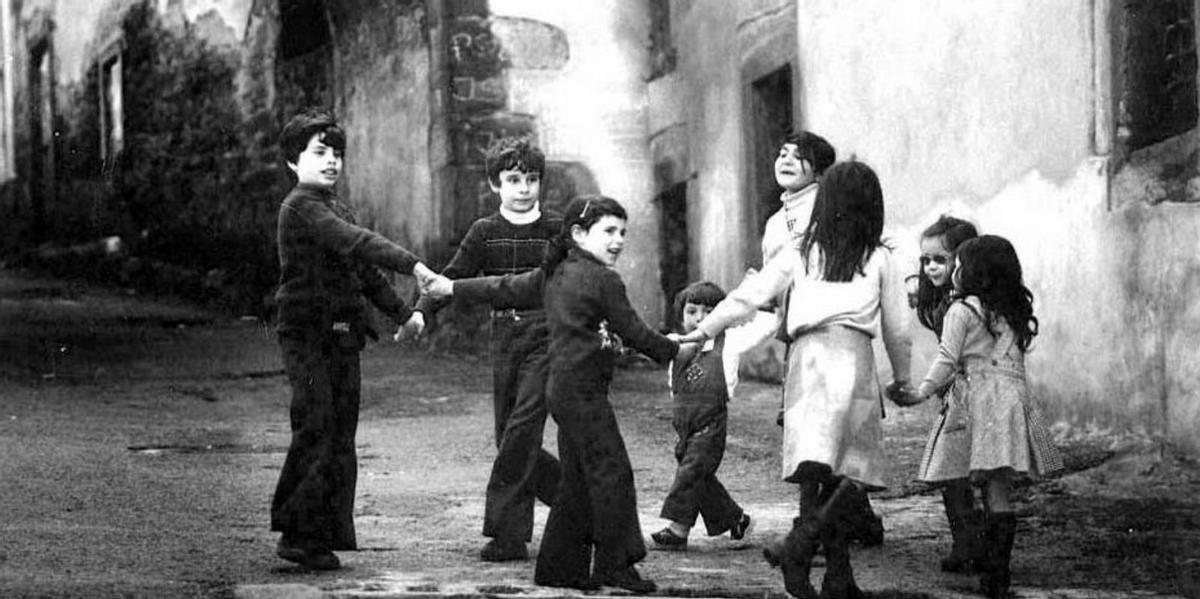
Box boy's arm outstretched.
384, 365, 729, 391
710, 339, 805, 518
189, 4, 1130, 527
285, 198, 427, 276
413, 223, 487, 321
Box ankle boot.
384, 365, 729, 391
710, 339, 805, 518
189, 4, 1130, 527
772, 516, 820, 599
818, 518, 863, 599
979, 512, 1017, 599
940, 487, 982, 573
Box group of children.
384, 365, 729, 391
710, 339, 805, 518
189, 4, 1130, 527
267, 108, 1062, 599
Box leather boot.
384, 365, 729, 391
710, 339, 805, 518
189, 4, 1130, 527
818, 511, 863, 599
979, 511, 1017, 599
940, 484, 982, 573
774, 516, 820, 599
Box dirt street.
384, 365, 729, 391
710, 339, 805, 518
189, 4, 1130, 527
1, 268, 1198, 599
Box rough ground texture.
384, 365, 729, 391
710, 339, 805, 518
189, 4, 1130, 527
0, 267, 1197, 599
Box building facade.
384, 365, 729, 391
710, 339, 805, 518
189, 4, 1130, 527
0, 0, 1196, 452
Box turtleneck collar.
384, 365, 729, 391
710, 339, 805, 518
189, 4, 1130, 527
500, 204, 542, 225
781, 182, 817, 210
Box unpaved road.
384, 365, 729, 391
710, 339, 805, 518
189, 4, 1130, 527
1, 269, 1198, 599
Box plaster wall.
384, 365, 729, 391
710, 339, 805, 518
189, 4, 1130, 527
491, 0, 663, 322
27, 0, 250, 85
332, 2, 435, 254
790, 1, 1200, 452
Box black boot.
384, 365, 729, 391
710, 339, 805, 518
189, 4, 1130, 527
818, 512, 863, 599
979, 511, 1017, 599
940, 485, 982, 573
844, 487, 884, 547
770, 516, 819, 599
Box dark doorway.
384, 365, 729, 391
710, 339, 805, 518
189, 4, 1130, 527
276, 0, 335, 119
746, 65, 793, 269
28, 42, 54, 242
656, 180, 689, 331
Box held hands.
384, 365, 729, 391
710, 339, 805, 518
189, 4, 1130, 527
411, 262, 453, 299
393, 311, 425, 342
421, 272, 453, 300
886, 380, 926, 407
668, 330, 708, 345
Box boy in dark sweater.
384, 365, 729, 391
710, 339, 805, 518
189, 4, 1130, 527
415, 137, 562, 562
271, 109, 435, 570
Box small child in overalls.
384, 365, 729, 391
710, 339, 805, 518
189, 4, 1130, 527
651, 281, 769, 550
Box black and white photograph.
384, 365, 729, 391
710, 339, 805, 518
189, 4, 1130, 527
1, 1, 1198, 598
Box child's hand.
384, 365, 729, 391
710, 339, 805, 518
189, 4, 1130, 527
420, 273, 454, 300
886, 380, 925, 407
394, 311, 426, 342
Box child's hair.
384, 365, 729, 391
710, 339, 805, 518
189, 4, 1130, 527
672, 281, 726, 332
280, 109, 346, 174
954, 235, 1038, 352
799, 160, 887, 282
485, 137, 546, 186
916, 215, 979, 334
543, 194, 627, 273
780, 130, 837, 176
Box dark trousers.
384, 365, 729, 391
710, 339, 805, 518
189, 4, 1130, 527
659, 402, 742, 535
484, 316, 561, 541
535, 392, 646, 582
271, 331, 362, 550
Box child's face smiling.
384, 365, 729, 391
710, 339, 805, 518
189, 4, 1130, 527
920, 235, 954, 288
491, 168, 541, 214
774, 143, 816, 192
289, 133, 342, 189
680, 301, 713, 334
572, 215, 626, 268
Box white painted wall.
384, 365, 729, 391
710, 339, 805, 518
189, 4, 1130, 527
491, 0, 663, 322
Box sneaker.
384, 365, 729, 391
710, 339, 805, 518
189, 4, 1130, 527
651, 526, 688, 550
593, 566, 656, 594
730, 513, 754, 540
480, 538, 528, 562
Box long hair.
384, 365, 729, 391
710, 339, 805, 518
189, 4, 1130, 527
543, 195, 628, 273
954, 235, 1038, 352
916, 215, 979, 335
798, 161, 886, 282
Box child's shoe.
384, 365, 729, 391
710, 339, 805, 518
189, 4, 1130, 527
651, 526, 689, 550
730, 513, 754, 540
480, 538, 528, 562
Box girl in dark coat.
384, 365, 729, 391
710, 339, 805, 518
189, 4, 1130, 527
430, 195, 679, 592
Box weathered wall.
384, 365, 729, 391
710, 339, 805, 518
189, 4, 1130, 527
329, 0, 434, 255
786, 1, 1200, 452
490, 0, 663, 323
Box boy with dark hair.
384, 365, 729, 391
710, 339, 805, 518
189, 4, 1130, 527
651, 281, 763, 551
415, 136, 562, 562
271, 109, 436, 570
